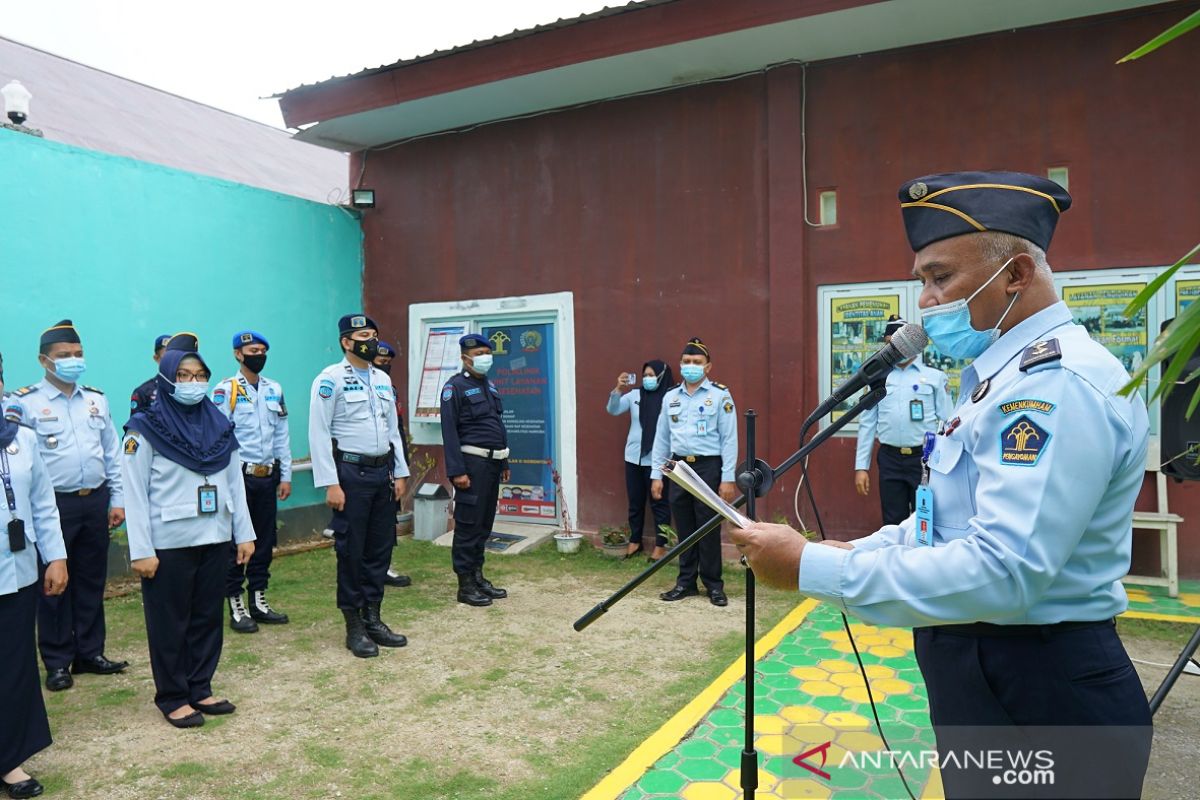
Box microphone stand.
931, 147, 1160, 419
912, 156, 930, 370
575, 382, 888, 800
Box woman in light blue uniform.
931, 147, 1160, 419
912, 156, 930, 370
122, 347, 255, 728
606, 360, 674, 561
0, 352, 68, 799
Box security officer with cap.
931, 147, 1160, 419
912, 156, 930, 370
5, 320, 127, 692
853, 315, 952, 525
732, 171, 1152, 798
649, 337, 738, 607
129, 333, 172, 420
440, 334, 509, 607
213, 330, 292, 633
373, 341, 412, 589
309, 314, 409, 658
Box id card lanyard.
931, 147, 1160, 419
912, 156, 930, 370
914, 431, 936, 547
198, 477, 219, 515
1, 450, 26, 552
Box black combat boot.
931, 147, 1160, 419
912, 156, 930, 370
249, 590, 289, 624
456, 572, 492, 607
361, 603, 408, 647
474, 569, 507, 599
342, 609, 378, 658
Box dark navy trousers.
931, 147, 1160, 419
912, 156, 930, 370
876, 445, 922, 526
38, 485, 111, 670
625, 462, 671, 547
329, 461, 395, 610
227, 472, 279, 597
452, 453, 501, 575
669, 456, 724, 594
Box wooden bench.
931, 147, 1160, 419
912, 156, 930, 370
1125, 440, 1181, 598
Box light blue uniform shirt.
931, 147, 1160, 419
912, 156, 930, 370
801, 302, 1147, 626
649, 378, 739, 482
854, 361, 953, 470
5, 380, 124, 505
119, 432, 256, 562
212, 374, 293, 481
308, 358, 409, 489
0, 427, 67, 595
606, 389, 653, 466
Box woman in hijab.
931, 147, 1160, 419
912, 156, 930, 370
0, 351, 68, 799
605, 360, 675, 561
122, 345, 256, 729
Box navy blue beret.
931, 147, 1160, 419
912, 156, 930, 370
338, 314, 378, 336
459, 334, 491, 351
899, 171, 1071, 252
41, 319, 80, 346
377, 341, 396, 358
232, 330, 269, 350
154, 334, 172, 352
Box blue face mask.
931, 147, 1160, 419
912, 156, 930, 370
469, 354, 493, 375
920, 257, 1019, 360
172, 381, 209, 406
679, 363, 706, 384
642, 375, 659, 392
52, 356, 87, 383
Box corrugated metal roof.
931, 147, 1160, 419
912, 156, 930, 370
0, 36, 347, 202
273, 0, 676, 97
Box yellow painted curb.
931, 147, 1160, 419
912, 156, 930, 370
579, 598, 821, 800
1121, 610, 1200, 624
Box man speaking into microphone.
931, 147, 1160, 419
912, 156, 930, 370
731, 172, 1151, 798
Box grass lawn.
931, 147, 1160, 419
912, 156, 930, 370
28, 536, 802, 800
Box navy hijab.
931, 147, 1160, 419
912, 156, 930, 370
638, 359, 674, 458
126, 349, 237, 475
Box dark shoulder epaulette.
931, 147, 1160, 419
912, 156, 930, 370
82, 385, 104, 395
710, 381, 728, 391
1019, 338, 1062, 372
14, 385, 37, 397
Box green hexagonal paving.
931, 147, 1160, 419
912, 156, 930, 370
676, 757, 728, 781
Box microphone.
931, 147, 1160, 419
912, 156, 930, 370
809, 323, 928, 424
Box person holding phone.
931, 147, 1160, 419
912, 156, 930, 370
606, 361, 674, 560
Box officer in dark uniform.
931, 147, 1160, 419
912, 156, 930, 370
373, 341, 412, 589
853, 315, 952, 525
129, 334, 172, 420
309, 314, 409, 658
440, 334, 509, 607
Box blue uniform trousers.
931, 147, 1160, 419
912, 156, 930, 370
226, 472, 279, 597
141, 543, 226, 715
914, 620, 1151, 798
452, 453, 501, 575
329, 461, 394, 610
669, 455, 724, 593
38, 484, 111, 670
0, 584, 51, 774
876, 445, 921, 526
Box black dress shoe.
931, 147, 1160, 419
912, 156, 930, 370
194, 699, 236, 715
1, 777, 44, 798
660, 586, 699, 602
71, 654, 129, 675
384, 570, 412, 588
163, 710, 205, 729
708, 589, 729, 607
45, 668, 73, 691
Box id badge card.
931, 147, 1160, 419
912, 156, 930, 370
914, 485, 934, 547
697, 419, 708, 436
909, 399, 924, 421
7, 518, 25, 553
198, 484, 219, 515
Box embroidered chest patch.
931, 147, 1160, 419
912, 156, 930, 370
1000, 415, 1050, 466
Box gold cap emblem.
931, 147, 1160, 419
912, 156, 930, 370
908, 182, 929, 200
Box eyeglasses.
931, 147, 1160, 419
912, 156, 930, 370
175, 370, 209, 382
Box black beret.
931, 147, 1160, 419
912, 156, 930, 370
41, 319, 81, 346
165, 332, 200, 353
154, 334, 172, 353
339, 314, 378, 336
681, 337, 709, 358
899, 171, 1071, 252
883, 315, 907, 339
459, 334, 490, 351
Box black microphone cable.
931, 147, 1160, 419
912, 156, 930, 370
799, 458, 919, 800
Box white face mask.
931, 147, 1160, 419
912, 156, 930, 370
172, 381, 209, 405
469, 354, 494, 375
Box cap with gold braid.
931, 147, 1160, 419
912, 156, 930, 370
681, 336, 709, 359
40, 319, 81, 347
899, 171, 1071, 252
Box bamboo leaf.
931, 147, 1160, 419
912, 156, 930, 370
1121, 296, 1200, 398
1117, 9, 1200, 63
1123, 242, 1200, 317
1187, 382, 1200, 419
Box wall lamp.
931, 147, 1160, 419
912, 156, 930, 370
350, 188, 376, 208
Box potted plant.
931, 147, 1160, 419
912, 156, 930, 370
551, 467, 584, 554
598, 524, 631, 558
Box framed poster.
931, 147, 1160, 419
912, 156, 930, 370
412, 322, 469, 419
1061, 282, 1149, 395
824, 290, 902, 420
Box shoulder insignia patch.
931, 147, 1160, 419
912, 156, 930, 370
723, 401, 734, 413
123, 435, 140, 455
81, 385, 104, 395
1019, 339, 1062, 372
14, 385, 36, 397
213, 387, 228, 404
442, 387, 454, 402
317, 379, 335, 400
711, 381, 728, 390
4, 401, 23, 421
1000, 415, 1050, 467
998, 399, 1056, 416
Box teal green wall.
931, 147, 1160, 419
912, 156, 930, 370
0, 128, 362, 514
